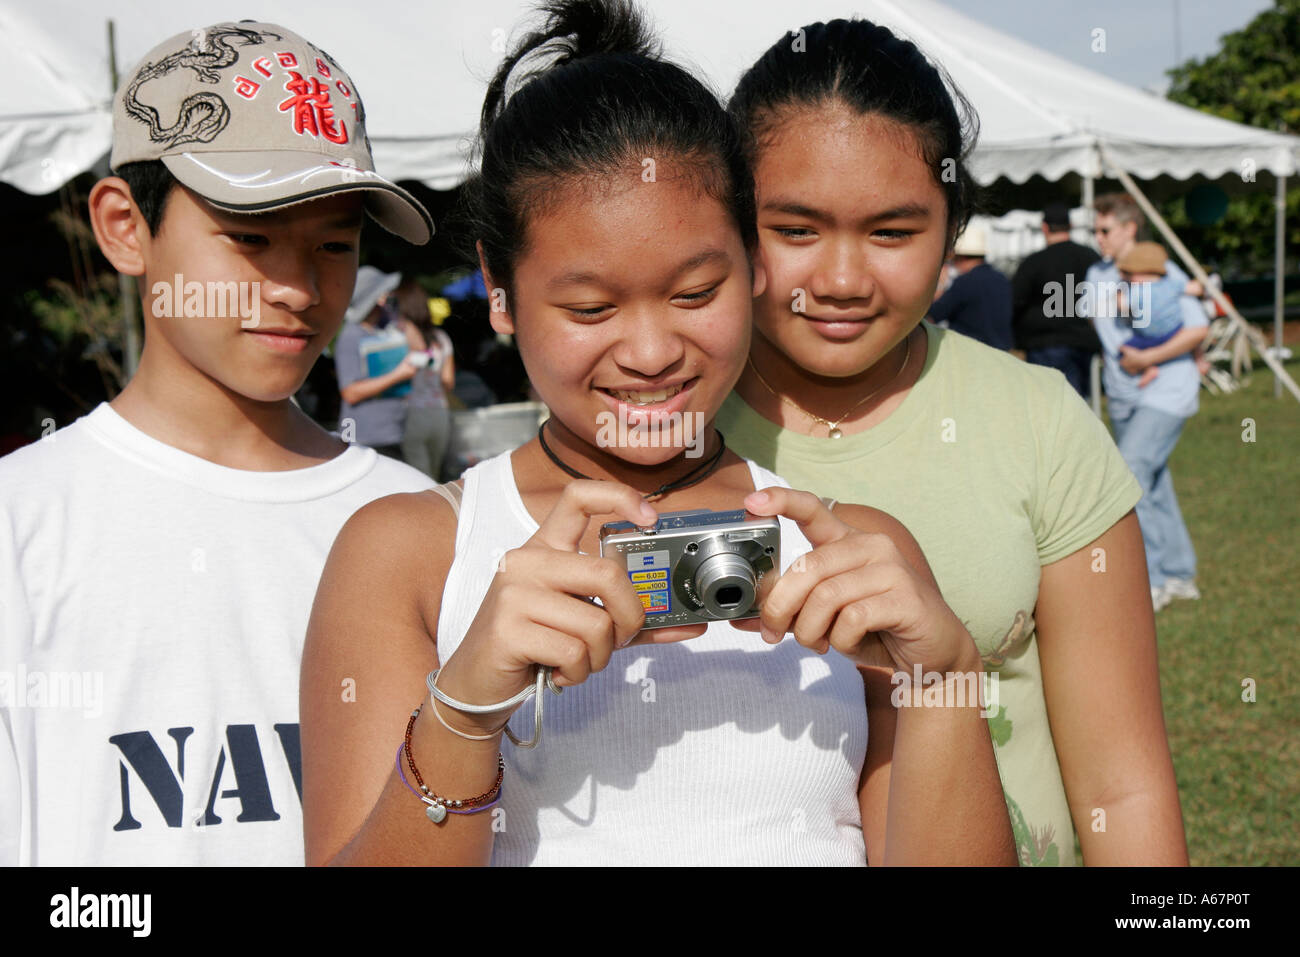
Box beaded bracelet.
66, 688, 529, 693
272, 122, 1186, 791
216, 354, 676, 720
399, 706, 504, 823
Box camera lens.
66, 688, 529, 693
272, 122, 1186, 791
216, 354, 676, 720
714, 586, 743, 607
695, 554, 756, 619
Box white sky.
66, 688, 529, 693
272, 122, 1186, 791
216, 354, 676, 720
943, 0, 1275, 93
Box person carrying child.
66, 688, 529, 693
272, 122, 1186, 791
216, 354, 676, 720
1086, 194, 1207, 612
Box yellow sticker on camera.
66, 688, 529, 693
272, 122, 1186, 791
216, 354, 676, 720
627, 550, 670, 615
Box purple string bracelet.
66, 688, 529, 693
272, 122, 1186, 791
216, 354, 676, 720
396, 742, 503, 817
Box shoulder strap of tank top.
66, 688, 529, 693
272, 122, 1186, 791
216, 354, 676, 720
428, 481, 464, 520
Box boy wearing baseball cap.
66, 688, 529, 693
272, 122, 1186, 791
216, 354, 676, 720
1116, 242, 1185, 388
0, 22, 435, 865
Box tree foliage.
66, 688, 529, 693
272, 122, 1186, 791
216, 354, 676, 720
1166, 0, 1300, 134
1161, 0, 1300, 277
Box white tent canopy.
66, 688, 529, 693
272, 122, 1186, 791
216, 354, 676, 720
3, 0, 1299, 195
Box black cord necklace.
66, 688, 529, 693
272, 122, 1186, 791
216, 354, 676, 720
536, 421, 728, 501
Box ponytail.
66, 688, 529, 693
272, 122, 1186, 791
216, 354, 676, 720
456, 0, 754, 296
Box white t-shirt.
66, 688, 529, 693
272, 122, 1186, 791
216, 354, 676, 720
436, 451, 869, 866
0, 404, 434, 865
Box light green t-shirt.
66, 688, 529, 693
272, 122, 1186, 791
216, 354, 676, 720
718, 321, 1142, 866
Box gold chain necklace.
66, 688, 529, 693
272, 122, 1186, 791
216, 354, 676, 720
745, 330, 913, 439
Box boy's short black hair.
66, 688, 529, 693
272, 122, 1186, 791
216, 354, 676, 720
113, 160, 178, 236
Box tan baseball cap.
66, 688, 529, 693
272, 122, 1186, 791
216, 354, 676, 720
1117, 242, 1168, 275
111, 21, 432, 244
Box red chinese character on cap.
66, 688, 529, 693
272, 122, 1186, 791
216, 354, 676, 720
278, 71, 348, 144
233, 76, 260, 99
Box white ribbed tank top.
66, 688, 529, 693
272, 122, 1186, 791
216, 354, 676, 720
436, 450, 869, 866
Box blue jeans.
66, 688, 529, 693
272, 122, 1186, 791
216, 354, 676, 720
1110, 406, 1197, 588
1026, 346, 1093, 399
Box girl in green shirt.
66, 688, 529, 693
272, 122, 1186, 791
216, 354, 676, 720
720, 18, 1187, 865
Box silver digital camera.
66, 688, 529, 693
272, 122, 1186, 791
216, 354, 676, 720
599, 509, 780, 629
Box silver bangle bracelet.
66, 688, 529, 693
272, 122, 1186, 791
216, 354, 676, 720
426, 666, 562, 750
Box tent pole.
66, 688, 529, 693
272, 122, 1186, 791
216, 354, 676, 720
1082, 145, 1098, 250
1276, 173, 1287, 399
1084, 146, 1100, 417
1089, 355, 1102, 418
1082, 171, 1095, 246
1100, 148, 1300, 404
108, 19, 140, 385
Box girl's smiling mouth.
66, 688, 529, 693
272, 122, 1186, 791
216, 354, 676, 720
596, 377, 698, 416
802, 315, 881, 341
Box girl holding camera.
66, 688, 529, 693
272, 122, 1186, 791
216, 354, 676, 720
299, 0, 1015, 866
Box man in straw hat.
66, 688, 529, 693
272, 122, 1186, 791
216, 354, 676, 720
929, 224, 1014, 350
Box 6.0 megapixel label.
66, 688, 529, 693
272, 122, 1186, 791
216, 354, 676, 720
626, 549, 670, 615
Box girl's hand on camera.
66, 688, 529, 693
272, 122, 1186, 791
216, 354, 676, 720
733, 487, 980, 676
433, 480, 706, 736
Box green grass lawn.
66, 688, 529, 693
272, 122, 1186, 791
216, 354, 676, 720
1115, 363, 1299, 865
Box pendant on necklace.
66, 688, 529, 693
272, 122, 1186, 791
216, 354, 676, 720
828, 427, 844, 439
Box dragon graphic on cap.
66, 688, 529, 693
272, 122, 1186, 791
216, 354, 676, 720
123, 25, 283, 148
